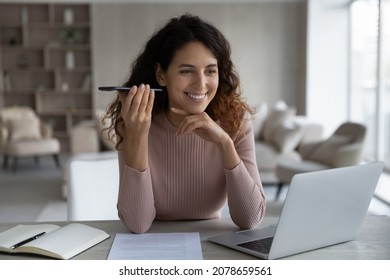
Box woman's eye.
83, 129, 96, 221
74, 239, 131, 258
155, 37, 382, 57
206, 69, 217, 75
180, 69, 193, 74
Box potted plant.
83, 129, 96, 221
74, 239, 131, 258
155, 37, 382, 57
60, 28, 81, 44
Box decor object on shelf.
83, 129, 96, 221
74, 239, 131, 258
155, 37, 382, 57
8, 37, 17, 46
21, 6, 28, 24
81, 74, 91, 91
65, 50, 75, 70
60, 28, 80, 44
3, 72, 12, 91
63, 8, 74, 25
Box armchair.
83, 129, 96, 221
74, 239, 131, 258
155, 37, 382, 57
70, 109, 116, 155
0, 106, 60, 171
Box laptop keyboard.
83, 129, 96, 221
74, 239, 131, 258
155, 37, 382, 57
237, 237, 274, 254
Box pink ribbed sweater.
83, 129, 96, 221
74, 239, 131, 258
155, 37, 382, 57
117, 113, 266, 233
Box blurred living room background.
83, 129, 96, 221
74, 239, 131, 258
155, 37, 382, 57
0, 0, 389, 223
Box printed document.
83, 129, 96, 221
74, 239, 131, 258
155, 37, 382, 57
107, 232, 203, 260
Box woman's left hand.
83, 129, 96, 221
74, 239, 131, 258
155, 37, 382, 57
172, 108, 229, 146
172, 108, 240, 169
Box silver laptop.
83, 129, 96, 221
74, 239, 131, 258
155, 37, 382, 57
209, 162, 384, 259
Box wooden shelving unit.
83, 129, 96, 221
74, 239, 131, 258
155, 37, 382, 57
0, 3, 93, 152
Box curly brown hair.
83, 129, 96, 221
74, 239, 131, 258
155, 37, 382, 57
104, 14, 254, 149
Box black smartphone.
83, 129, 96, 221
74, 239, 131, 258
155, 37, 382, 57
98, 86, 162, 92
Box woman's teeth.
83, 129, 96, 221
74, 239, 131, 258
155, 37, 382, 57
186, 93, 206, 100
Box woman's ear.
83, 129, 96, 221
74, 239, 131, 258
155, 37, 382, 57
155, 64, 167, 86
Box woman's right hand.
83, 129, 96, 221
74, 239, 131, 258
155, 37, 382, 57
118, 84, 155, 171
118, 84, 155, 139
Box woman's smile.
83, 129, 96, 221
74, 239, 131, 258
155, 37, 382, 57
184, 92, 208, 101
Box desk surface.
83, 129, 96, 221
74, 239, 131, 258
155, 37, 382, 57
0, 215, 389, 260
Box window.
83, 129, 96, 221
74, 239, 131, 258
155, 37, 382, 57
350, 0, 390, 170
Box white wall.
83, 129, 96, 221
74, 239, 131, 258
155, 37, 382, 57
306, 0, 350, 135
91, 2, 307, 113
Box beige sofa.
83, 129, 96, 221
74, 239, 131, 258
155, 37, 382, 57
275, 121, 367, 184
252, 102, 323, 181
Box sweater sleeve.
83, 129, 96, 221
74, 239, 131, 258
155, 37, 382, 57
117, 150, 156, 233
225, 117, 266, 229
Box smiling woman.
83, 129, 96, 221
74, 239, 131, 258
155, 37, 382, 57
155, 41, 219, 125
103, 14, 266, 234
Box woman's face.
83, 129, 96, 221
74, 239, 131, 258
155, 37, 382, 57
157, 41, 219, 116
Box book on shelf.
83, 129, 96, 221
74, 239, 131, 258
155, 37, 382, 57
0, 223, 110, 260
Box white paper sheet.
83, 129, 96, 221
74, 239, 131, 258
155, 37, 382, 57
107, 232, 203, 260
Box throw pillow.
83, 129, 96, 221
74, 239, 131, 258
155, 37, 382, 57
308, 134, 352, 166
8, 117, 42, 141
252, 102, 268, 140
272, 121, 304, 153
262, 104, 296, 143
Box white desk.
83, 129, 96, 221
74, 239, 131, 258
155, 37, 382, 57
0, 215, 389, 260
